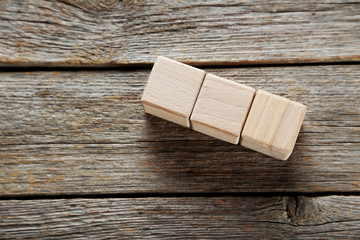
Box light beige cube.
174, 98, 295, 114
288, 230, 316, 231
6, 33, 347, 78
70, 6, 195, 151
241, 90, 307, 160
141, 56, 206, 127
190, 73, 255, 144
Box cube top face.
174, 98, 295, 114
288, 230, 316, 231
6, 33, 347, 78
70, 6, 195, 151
190, 73, 255, 144
141, 56, 206, 127
241, 90, 307, 160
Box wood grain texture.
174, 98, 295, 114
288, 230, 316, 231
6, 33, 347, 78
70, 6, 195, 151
0, 0, 360, 66
0, 65, 359, 196
241, 90, 307, 160
141, 56, 205, 127
190, 73, 255, 144
1, 196, 359, 239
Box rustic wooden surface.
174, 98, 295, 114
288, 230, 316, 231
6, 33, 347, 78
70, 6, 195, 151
1, 196, 359, 239
1, 0, 360, 238
0, 0, 360, 66
1, 65, 359, 196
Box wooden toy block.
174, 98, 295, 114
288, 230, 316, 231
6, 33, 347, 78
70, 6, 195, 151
190, 73, 255, 144
141, 56, 206, 127
241, 90, 307, 160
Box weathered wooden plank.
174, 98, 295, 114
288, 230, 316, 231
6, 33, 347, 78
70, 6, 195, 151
0, 65, 359, 195
0, 196, 359, 239
0, 0, 360, 66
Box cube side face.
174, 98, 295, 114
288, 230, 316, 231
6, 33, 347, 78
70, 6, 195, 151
141, 56, 206, 127
241, 90, 307, 160
241, 138, 290, 160
190, 74, 255, 144
191, 120, 239, 144
142, 102, 189, 127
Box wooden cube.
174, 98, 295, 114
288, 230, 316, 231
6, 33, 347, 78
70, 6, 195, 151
190, 73, 255, 144
241, 90, 307, 160
141, 56, 206, 127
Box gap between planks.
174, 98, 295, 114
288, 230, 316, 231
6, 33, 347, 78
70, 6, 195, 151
1, 192, 360, 201
1, 61, 360, 72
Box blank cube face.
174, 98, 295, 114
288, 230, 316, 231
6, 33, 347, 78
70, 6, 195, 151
241, 90, 307, 160
190, 74, 255, 144
141, 56, 206, 127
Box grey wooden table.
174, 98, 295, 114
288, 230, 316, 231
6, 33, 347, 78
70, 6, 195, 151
0, 0, 359, 239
